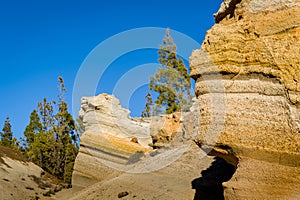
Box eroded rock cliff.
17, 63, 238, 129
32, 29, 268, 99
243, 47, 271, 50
72, 94, 152, 190
190, 0, 300, 162
190, 0, 300, 199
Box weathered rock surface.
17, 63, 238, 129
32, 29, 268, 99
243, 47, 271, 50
150, 112, 181, 147
189, 0, 300, 199
79, 93, 152, 148
72, 94, 185, 190
224, 156, 300, 200
191, 0, 300, 106
190, 0, 300, 163
72, 94, 153, 190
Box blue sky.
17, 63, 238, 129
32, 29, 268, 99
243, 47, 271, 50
0, 0, 222, 140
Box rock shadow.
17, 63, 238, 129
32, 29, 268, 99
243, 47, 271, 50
192, 157, 237, 200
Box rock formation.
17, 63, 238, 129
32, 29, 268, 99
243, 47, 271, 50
190, 0, 300, 163
72, 94, 152, 190
189, 0, 300, 199
72, 94, 183, 190
79, 93, 152, 148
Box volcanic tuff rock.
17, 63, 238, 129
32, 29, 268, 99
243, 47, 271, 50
189, 0, 300, 199
150, 112, 181, 147
190, 0, 300, 161
78, 93, 152, 148
72, 94, 152, 190
72, 94, 184, 190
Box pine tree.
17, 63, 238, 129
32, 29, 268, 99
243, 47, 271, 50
24, 110, 42, 147
145, 28, 193, 115
23, 109, 45, 163
23, 76, 79, 184
1, 116, 13, 147
52, 76, 78, 183
29, 130, 54, 172
34, 98, 56, 171
38, 98, 55, 132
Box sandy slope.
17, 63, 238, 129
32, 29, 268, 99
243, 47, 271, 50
53, 144, 215, 200
0, 145, 63, 200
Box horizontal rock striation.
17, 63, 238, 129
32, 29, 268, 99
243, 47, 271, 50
193, 74, 300, 165
72, 94, 185, 190
79, 94, 152, 148
190, 0, 300, 164
190, 0, 300, 199
72, 94, 152, 190
191, 0, 300, 105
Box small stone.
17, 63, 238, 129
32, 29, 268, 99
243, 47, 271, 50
118, 191, 129, 198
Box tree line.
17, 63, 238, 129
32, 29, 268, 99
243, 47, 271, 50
0, 76, 79, 185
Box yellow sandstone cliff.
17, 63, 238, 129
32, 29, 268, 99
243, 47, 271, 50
189, 0, 300, 199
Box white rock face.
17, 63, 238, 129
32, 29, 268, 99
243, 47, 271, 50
72, 94, 152, 190
79, 94, 151, 147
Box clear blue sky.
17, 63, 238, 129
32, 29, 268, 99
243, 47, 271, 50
0, 0, 222, 140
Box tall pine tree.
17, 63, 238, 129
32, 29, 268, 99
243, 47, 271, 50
144, 28, 193, 115
52, 76, 78, 183
23, 76, 79, 184
27, 99, 55, 172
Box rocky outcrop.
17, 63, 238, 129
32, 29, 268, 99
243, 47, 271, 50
72, 94, 184, 190
72, 94, 152, 190
190, 0, 300, 163
191, 0, 300, 105
79, 94, 152, 148
223, 156, 300, 199
190, 0, 300, 199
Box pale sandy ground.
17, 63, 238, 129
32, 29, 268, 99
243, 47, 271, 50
0, 156, 51, 200
53, 144, 214, 200
0, 145, 64, 200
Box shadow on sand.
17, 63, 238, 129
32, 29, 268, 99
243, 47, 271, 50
192, 157, 236, 200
